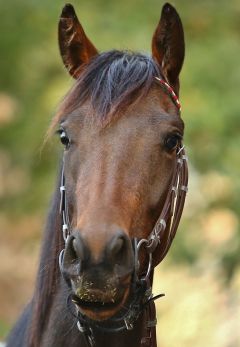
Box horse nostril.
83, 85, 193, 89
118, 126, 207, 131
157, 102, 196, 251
107, 231, 133, 273
71, 234, 86, 262
63, 231, 87, 270
72, 238, 78, 256
109, 237, 124, 258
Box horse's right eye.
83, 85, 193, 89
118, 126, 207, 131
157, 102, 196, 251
58, 129, 70, 148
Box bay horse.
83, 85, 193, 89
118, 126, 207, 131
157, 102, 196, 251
6, 3, 188, 347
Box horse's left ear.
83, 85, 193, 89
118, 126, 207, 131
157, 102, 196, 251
152, 3, 185, 94
58, 4, 98, 79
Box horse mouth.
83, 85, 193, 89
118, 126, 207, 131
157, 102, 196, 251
72, 294, 123, 309
72, 286, 130, 321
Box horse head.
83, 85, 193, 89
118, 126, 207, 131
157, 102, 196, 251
56, 2, 185, 322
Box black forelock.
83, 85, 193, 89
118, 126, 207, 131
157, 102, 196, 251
60, 50, 161, 120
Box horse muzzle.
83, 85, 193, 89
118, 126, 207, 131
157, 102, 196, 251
61, 229, 134, 320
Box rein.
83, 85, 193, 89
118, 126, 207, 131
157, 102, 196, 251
58, 77, 188, 347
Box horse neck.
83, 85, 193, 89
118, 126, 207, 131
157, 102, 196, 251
27, 170, 64, 347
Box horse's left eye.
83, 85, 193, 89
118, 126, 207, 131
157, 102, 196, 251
58, 129, 70, 148
164, 135, 180, 151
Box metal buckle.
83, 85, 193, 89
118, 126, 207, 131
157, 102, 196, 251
159, 219, 166, 230
77, 320, 86, 333
58, 249, 65, 272
77, 322, 95, 347
177, 145, 185, 155
144, 287, 153, 301
124, 318, 134, 330
62, 224, 69, 242
180, 185, 188, 192
145, 253, 152, 279
137, 238, 148, 251
87, 334, 95, 347
60, 185, 65, 192
147, 318, 157, 328
145, 235, 159, 254
137, 239, 152, 280
177, 158, 183, 165
59, 185, 65, 214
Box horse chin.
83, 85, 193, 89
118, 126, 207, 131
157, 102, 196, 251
73, 285, 130, 321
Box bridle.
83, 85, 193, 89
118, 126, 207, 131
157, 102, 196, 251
58, 76, 188, 347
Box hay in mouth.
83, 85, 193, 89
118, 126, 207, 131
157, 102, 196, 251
72, 293, 123, 311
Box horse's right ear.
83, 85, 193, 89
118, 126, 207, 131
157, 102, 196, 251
58, 4, 98, 79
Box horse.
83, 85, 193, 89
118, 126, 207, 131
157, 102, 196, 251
6, 3, 188, 347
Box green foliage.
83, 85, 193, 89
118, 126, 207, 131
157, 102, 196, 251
0, 0, 239, 341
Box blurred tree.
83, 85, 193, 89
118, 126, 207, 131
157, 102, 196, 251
0, 0, 239, 342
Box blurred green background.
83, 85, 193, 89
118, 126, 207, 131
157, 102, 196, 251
0, 0, 240, 345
